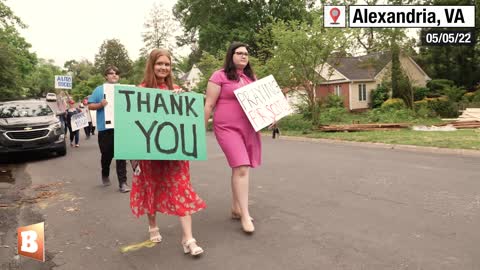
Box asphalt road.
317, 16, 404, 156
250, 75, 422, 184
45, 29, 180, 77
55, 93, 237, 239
1, 133, 480, 270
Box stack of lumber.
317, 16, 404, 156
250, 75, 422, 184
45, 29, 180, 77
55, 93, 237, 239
440, 108, 480, 129
317, 123, 409, 132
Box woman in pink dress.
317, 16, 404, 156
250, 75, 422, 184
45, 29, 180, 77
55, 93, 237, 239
130, 48, 206, 256
204, 42, 260, 233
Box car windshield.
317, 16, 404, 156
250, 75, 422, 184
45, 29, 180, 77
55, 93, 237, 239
0, 103, 54, 118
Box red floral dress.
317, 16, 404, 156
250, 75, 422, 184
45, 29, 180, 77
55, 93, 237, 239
129, 83, 206, 217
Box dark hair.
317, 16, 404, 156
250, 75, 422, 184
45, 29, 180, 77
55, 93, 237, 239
223, 42, 256, 82
142, 49, 174, 89
104, 66, 120, 76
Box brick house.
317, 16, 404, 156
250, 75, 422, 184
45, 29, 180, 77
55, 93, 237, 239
316, 52, 431, 111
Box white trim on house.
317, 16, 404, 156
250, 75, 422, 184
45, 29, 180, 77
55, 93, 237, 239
374, 61, 391, 81
406, 56, 431, 81
349, 82, 352, 110
316, 62, 349, 81
319, 80, 351, 85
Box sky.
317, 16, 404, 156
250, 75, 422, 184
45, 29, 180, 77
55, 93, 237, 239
7, 0, 187, 67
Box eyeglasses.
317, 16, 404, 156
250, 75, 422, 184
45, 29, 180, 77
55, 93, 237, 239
234, 52, 249, 57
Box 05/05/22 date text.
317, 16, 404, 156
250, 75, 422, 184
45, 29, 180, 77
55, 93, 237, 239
421, 30, 475, 46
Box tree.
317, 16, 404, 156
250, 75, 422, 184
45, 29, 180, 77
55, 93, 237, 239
141, 3, 179, 56
415, 0, 480, 90
94, 39, 133, 77
0, 0, 37, 100
64, 59, 95, 86
266, 12, 351, 124
173, 0, 313, 59
0, 0, 25, 29
26, 59, 62, 98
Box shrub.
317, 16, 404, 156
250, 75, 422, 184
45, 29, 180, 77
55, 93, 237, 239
462, 92, 475, 102
277, 114, 313, 132
426, 79, 455, 96
324, 94, 344, 109
472, 91, 480, 102
415, 97, 458, 118
413, 87, 429, 101
413, 100, 436, 118
381, 98, 406, 110
442, 85, 466, 102
370, 84, 390, 108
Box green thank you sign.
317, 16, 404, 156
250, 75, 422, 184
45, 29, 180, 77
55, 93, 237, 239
113, 85, 206, 160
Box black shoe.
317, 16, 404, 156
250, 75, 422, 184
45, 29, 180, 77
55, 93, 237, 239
119, 183, 131, 193
102, 177, 111, 186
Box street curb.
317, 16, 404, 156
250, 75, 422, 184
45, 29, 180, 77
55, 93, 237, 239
263, 134, 480, 157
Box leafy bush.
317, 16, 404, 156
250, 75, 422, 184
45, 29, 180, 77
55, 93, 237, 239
426, 79, 455, 97
413, 87, 429, 101
381, 98, 406, 110
296, 101, 321, 121
462, 92, 475, 102
413, 100, 436, 118
442, 85, 466, 102
415, 97, 458, 118
324, 94, 344, 109
370, 84, 390, 108
472, 91, 480, 102
277, 114, 312, 132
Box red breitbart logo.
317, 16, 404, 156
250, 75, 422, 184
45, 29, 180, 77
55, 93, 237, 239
17, 222, 45, 262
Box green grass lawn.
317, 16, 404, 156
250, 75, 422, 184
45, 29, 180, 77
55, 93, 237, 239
277, 129, 480, 150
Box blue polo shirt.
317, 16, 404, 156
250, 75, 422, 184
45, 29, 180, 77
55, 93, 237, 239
88, 84, 110, 132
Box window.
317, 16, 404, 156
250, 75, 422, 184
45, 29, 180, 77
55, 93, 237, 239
358, 84, 367, 101
334, 85, 341, 96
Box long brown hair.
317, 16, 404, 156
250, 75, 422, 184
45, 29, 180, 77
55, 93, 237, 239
142, 48, 174, 89
223, 42, 256, 82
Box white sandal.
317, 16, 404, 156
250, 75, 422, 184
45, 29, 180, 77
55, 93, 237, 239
182, 238, 204, 256
149, 227, 162, 243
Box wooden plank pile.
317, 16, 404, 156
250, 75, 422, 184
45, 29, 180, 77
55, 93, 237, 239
317, 123, 410, 132
440, 108, 480, 129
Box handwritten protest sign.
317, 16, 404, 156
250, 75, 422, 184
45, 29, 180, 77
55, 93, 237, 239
233, 75, 293, 131
103, 84, 115, 129
71, 112, 88, 131
113, 85, 206, 160
91, 110, 97, 127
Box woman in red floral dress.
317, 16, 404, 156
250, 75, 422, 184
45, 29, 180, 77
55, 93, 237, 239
130, 48, 206, 256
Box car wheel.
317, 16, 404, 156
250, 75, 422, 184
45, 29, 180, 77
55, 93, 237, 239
57, 144, 67, 156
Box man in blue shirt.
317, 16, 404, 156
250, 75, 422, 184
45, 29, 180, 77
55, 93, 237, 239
88, 66, 130, 193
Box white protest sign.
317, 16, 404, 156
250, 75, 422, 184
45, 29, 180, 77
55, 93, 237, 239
91, 110, 97, 127
233, 75, 293, 131
71, 112, 89, 131
104, 84, 135, 129
104, 84, 115, 129
54, 75, 72, 89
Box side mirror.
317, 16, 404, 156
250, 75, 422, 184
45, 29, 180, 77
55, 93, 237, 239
56, 111, 65, 117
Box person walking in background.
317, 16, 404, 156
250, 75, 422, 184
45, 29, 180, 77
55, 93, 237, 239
203, 42, 260, 233
129, 49, 206, 256
81, 98, 93, 139
66, 99, 81, 148
88, 66, 130, 193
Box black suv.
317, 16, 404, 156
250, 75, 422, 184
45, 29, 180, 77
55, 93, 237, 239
0, 100, 66, 158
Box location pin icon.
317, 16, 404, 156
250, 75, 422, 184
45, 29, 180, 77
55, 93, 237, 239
330, 7, 340, 24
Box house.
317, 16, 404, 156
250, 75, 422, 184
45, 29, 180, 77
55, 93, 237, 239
316, 52, 431, 111
180, 64, 203, 91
